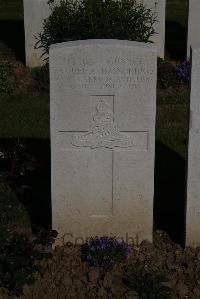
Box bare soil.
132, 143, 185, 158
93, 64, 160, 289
1, 232, 200, 299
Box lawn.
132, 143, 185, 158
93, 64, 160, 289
0, 93, 49, 139
0, 0, 23, 20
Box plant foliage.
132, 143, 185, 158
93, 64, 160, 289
157, 58, 179, 89
176, 59, 191, 85
30, 64, 50, 92
0, 61, 14, 95
36, 0, 157, 59
0, 227, 57, 296
124, 271, 172, 299
0, 139, 38, 180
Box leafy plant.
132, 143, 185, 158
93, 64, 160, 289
0, 185, 28, 226
30, 64, 50, 92
81, 236, 132, 269
0, 139, 38, 179
36, 0, 157, 60
0, 61, 14, 95
0, 226, 57, 296
157, 58, 179, 89
176, 59, 191, 85
33, 228, 58, 246
123, 271, 172, 299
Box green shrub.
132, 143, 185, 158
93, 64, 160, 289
0, 62, 14, 95
36, 0, 157, 59
0, 227, 57, 297
123, 271, 172, 299
0, 185, 29, 227
0, 228, 37, 296
31, 64, 50, 92
157, 58, 179, 89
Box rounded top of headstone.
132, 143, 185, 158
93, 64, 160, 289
50, 39, 157, 53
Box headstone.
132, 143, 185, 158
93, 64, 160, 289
187, 0, 200, 57
23, 0, 165, 67
186, 45, 200, 247
50, 39, 157, 245
141, 0, 165, 58
23, 0, 50, 67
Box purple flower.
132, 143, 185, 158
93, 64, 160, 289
176, 59, 191, 85
81, 236, 132, 269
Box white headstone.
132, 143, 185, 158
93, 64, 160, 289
23, 0, 165, 67
141, 0, 165, 58
50, 39, 157, 245
23, 0, 50, 67
187, 0, 200, 57
186, 45, 200, 247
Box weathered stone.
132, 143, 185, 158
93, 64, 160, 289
141, 0, 166, 58
23, 0, 50, 67
186, 45, 200, 246
50, 39, 157, 244
187, 0, 200, 57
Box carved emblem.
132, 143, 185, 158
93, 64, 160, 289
71, 99, 135, 149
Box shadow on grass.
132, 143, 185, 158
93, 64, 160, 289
1, 138, 187, 246
0, 138, 51, 232
154, 141, 186, 247
165, 21, 187, 61
0, 19, 25, 63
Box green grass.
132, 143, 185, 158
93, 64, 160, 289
0, 41, 15, 61
0, 87, 188, 158
0, 0, 23, 20
165, 0, 188, 59
166, 0, 188, 29
156, 88, 189, 159
0, 181, 30, 227
0, 92, 50, 139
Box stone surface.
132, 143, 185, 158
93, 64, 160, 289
186, 45, 200, 246
23, 0, 165, 67
187, 0, 200, 57
23, 0, 50, 67
141, 0, 165, 58
50, 39, 157, 245
186, 46, 200, 246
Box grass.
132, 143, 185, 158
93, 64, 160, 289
0, 87, 188, 158
165, 0, 188, 60
0, 0, 25, 62
0, 92, 50, 139
166, 0, 188, 29
156, 87, 189, 159
0, 181, 30, 227
0, 0, 23, 20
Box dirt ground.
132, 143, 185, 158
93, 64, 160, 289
1, 232, 200, 299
